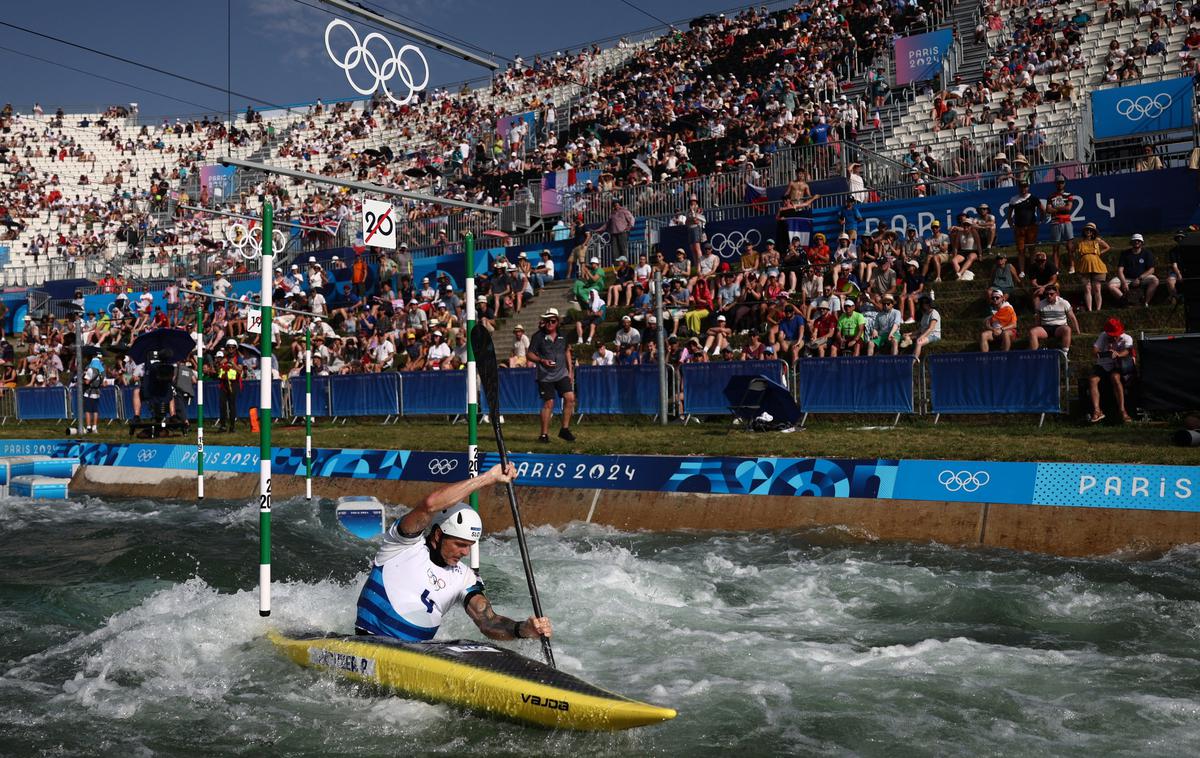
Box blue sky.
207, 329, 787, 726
0, 0, 769, 119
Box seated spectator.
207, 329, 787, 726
1028, 285, 1081, 354
703, 315, 732, 356
1107, 234, 1158, 307
616, 341, 641, 365
591, 342, 615, 366
868, 294, 902, 356
606, 256, 634, 307
1028, 250, 1060, 307
1087, 318, 1136, 423
508, 324, 530, 368
532, 250, 555, 291
572, 256, 605, 310
866, 258, 898, 309
910, 296, 941, 361
990, 252, 1019, 298
949, 213, 982, 280
806, 234, 830, 275
576, 287, 606, 344
831, 299, 866, 357
921, 221, 952, 282
426, 330, 452, 370
1136, 146, 1164, 172
684, 276, 714, 336
980, 288, 1018, 352
774, 304, 806, 362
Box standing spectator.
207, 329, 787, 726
1087, 317, 1136, 424
979, 288, 1018, 352
216, 349, 242, 433
604, 201, 635, 262
351, 251, 369, 296
1006, 180, 1044, 276
1028, 285, 1081, 354
1107, 234, 1159, 307
1165, 230, 1186, 304
527, 308, 576, 443
1045, 177, 1076, 273
1075, 223, 1111, 311
684, 198, 706, 266
837, 196, 864, 244
911, 296, 941, 360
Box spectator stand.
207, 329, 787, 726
793, 356, 919, 428
925, 349, 1067, 428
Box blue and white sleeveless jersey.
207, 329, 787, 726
355, 519, 483, 640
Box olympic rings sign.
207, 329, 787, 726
324, 19, 430, 106
707, 229, 761, 258
225, 223, 287, 261
1115, 94, 1172, 122
427, 458, 459, 476
937, 470, 990, 493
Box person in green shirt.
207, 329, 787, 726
832, 298, 867, 356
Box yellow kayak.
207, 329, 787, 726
268, 631, 677, 731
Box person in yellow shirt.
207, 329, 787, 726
1074, 222, 1111, 311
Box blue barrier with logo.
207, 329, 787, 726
798, 356, 915, 414
681, 360, 786, 415
329, 373, 399, 417
98, 386, 120, 421
1091, 77, 1195, 140
400, 370, 466, 415
5, 438, 1198, 512
15, 387, 70, 420
928, 350, 1061, 414
576, 365, 661, 415
289, 375, 332, 418
478, 368, 551, 415
657, 216, 778, 261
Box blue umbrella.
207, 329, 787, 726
723, 374, 800, 426
126, 328, 195, 364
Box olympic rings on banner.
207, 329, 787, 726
225, 223, 287, 261
324, 19, 430, 106
1115, 94, 1172, 122
707, 229, 761, 258
427, 458, 459, 476
937, 470, 990, 493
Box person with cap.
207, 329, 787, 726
921, 221, 952, 282
1006, 178, 1045, 276
80, 352, 105, 434
1045, 177, 1077, 272
972, 203, 997, 253
989, 251, 1020, 299
353, 461, 553, 645
426, 330, 452, 370
1028, 284, 1080, 354
571, 255, 606, 311
527, 307, 576, 443
831, 298, 867, 356
979, 288, 1018, 352
532, 250, 555, 292
1108, 234, 1159, 307
868, 294, 903, 356
606, 255, 635, 307
949, 212, 982, 281
702, 314, 733, 357
807, 300, 838, 357
508, 324, 530, 368
1087, 317, 1136, 424
910, 296, 942, 360
216, 345, 242, 433
1075, 223, 1112, 311
614, 315, 643, 351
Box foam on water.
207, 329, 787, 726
3, 497, 1200, 756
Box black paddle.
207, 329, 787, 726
471, 325, 556, 669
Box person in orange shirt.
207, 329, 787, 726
979, 287, 1018, 352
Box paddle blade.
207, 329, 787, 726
470, 324, 502, 421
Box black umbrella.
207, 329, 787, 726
424, 165, 442, 177
379, 146, 394, 161
126, 328, 196, 364
80, 345, 105, 360
403, 167, 427, 178
723, 374, 800, 426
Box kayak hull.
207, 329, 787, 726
268, 631, 676, 731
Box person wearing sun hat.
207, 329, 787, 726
1087, 317, 1135, 424
1075, 222, 1111, 311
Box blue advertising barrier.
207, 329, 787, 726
6, 438, 1199, 513
1091, 77, 1195, 140
928, 350, 1061, 415
98, 386, 121, 421
329, 373, 400, 417
400, 370, 466, 415
797, 356, 915, 414
657, 216, 778, 261
289, 375, 332, 418
809, 167, 1197, 247
15, 387, 70, 420
575, 365, 662, 415
234, 380, 285, 419
681, 360, 786, 415
478, 368, 552, 415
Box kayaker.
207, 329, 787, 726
354, 462, 553, 643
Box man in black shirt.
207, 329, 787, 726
1107, 233, 1159, 306
526, 308, 576, 443
1006, 180, 1044, 276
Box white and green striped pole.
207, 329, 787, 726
465, 232, 480, 571
259, 202, 275, 617
304, 327, 313, 501
196, 303, 205, 500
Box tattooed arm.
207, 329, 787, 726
465, 593, 553, 641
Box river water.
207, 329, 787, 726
2, 493, 1199, 757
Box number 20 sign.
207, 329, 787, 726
362, 198, 396, 250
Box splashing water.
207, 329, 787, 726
2, 495, 1199, 757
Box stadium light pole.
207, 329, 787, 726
319, 0, 499, 71
218, 158, 501, 215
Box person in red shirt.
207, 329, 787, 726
1045, 177, 1076, 272
807, 300, 838, 357
807, 233, 831, 275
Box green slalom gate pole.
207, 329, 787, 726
259, 202, 274, 617
466, 232, 480, 571
196, 304, 205, 499
304, 328, 313, 501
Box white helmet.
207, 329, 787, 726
434, 503, 482, 542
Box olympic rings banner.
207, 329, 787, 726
656, 215, 779, 260
3, 440, 1196, 513
1090, 77, 1195, 140
324, 19, 429, 105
